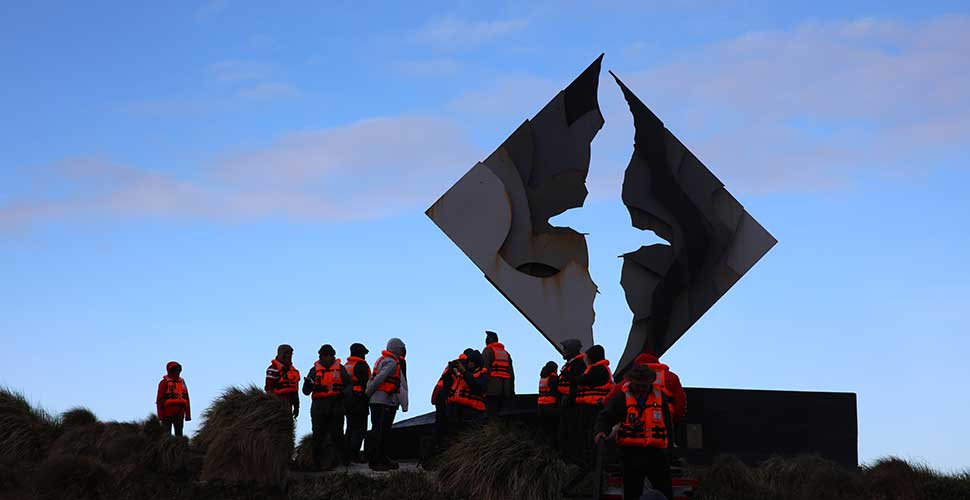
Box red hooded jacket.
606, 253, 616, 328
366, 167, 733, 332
156, 361, 191, 420
606, 352, 686, 421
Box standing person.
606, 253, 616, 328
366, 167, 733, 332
365, 338, 408, 471
431, 353, 466, 453
482, 331, 514, 419
557, 338, 588, 465
537, 361, 560, 447
301, 344, 352, 470
574, 345, 614, 463
343, 343, 370, 463
607, 350, 687, 442
156, 361, 191, 438
446, 349, 488, 430
594, 365, 673, 500
265, 344, 300, 420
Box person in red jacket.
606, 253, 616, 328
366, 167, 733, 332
265, 344, 300, 420
608, 351, 687, 426
156, 361, 191, 437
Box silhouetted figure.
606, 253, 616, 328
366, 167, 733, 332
302, 344, 352, 470
343, 343, 371, 463
156, 361, 190, 437
482, 330, 515, 418
265, 344, 300, 420
366, 338, 408, 471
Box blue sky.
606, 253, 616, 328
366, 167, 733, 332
2, 1, 968, 470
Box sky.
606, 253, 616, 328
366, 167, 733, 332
1, 0, 968, 471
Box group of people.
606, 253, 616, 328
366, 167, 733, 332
153, 331, 687, 498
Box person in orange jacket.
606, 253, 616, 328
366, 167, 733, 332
482, 330, 515, 418
156, 361, 191, 437
265, 344, 300, 420
608, 351, 686, 425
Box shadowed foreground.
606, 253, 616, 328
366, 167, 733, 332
2, 387, 967, 500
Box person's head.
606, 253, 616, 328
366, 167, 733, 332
318, 344, 336, 363
485, 330, 499, 344
625, 365, 657, 396
560, 339, 583, 359
540, 361, 558, 378
463, 348, 483, 370
387, 338, 406, 357
350, 342, 369, 358
277, 344, 293, 365
585, 344, 605, 363
166, 361, 182, 377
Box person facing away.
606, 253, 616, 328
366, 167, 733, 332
301, 344, 352, 470
482, 330, 514, 418
537, 361, 560, 447
595, 365, 674, 500
343, 342, 371, 463
446, 348, 488, 428
365, 337, 408, 471
557, 338, 588, 465
574, 345, 614, 462
430, 352, 466, 454
156, 361, 191, 438
265, 344, 300, 420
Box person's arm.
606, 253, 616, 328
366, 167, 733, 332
548, 374, 559, 394
354, 362, 371, 389
399, 363, 409, 412
302, 365, 315, 396
594, 391, 626, 437
366, 358, 396, 397
265, 363, 279, 393
668, 371, 687, 421
575, 365, 609, 387
183, 381, 191, 421
482, 347, 495, 373
508, 354, 515, 391
340, 366, 353, 398
155, 380, 165, 417
464, 370, 488, 395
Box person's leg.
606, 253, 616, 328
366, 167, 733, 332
379, 406, 397, 465
621, 447, 648, 500
311, 400, 325, 469
368, 404, 384, 466
331, 407, 348, 465
346, 411, 365, 461
162, 417, 173, 436
485, 395, 502, 418
173, 416, 184, 438
643, 448, 674, 500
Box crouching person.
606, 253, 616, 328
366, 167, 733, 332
156, 361, 191, 437
594, 365, 673, 500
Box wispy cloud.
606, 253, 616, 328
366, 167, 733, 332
412, 15, 528, 48
391, 58, 465, 77
1, 116, 480, 231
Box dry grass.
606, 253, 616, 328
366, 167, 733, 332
60, 407, 98, 430
31, 454, 113, 500
0, 387, 61, 464
196, 385, 295, 486
436, 422, 566, 500
289, 471, 455, 500
294, 433, 316, 471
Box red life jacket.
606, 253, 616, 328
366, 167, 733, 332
485, 342, 512, 380
557, 353, 587, 396
616, 381, 668, 448
270, 359, 300, 395
344, 356, 368, 395
538, 373, 558, 406
447, 367, 486, 411
372, 350, 402, 394
311, 359, 344, 399
575, 359, 614, 405
646, 362, 675, 414
161, 376, 188, 407
432, 354, 467, 405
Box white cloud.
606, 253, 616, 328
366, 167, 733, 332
412, 15, 528, 48
0, 116, 481, 230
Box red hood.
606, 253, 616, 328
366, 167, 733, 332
166, 361, 182, 375
634, 352, 659, 365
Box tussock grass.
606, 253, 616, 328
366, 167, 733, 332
289, 471, 453, 500
60, 407, 98, 430
294, 433, 315, 470
197, 385, 295, 486
0, 387, 61, 464
436, 422, 566, 500
32, 454, 113, 500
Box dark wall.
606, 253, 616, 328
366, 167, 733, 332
387, 387, 858, 467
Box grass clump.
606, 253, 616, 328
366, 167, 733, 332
289, 471, 454, 500
436, 422, 566, 500
0, 387, 61, 464
196, 385, 295, 486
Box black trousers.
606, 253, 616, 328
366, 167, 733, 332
368, 404, 397, 465
485, 395, 504, 418
620, 447, 673, 500
310, 398, 345, 468
576, 403, 600, 465
433, 403, 449, 452
558, 403, 587, 466
344, 410, 368, 460
162, 416, 184, 438
537, 405, 559, 449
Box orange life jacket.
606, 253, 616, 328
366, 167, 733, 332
646, 362, 675, 414
575, 359, 614, 405
557, 353, 587, 396
344, 356, 368, 395
270, 359, 300, 395
485, 342, 512, 380
616, 381, 668, 448
372, 350, 402, 394
161, 376, 188, 407
538, 373, 558, 406
447, 367, 486, 411
432, 354, 467, 405
311, 359, 344, 399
